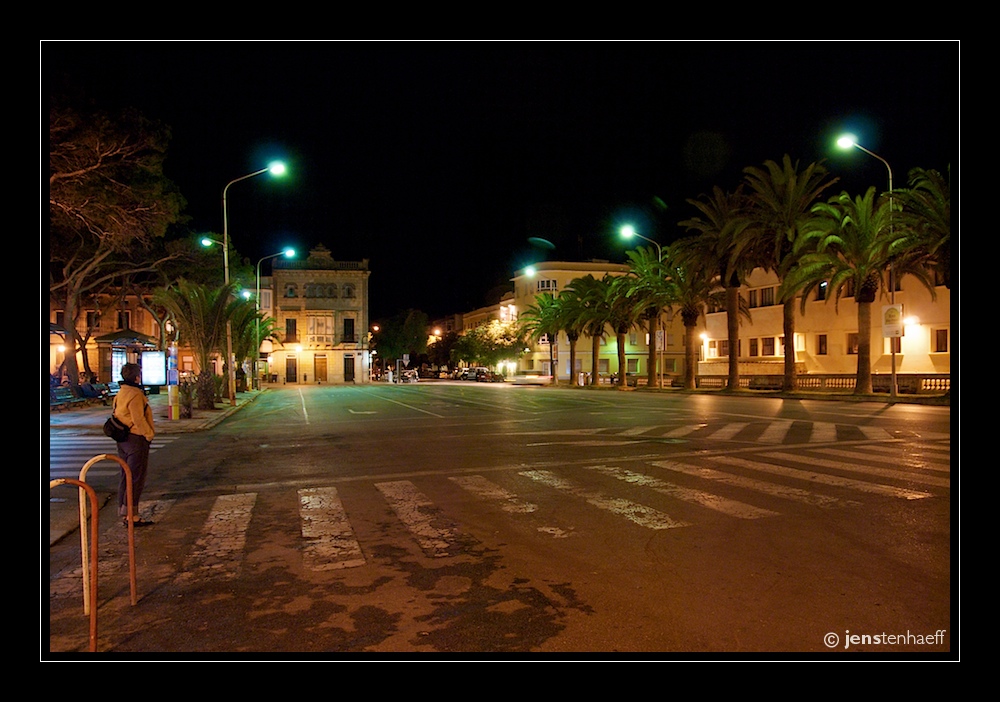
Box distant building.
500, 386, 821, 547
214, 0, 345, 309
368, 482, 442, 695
266, 244, 372, 384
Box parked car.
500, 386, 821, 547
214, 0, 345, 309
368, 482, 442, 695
513, 370, 553, 386
477, 370, 505, 383
400, 369, 419, 383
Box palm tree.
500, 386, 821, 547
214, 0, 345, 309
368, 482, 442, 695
607, 275, 643, 386
153, 279, 236, 409
555, 288, 586, 386
624, 245, 674, 388
520, 292, 562, 383
677, 186, 754, 391
741, 155, 839, 391
895, 167, 952, 290
564, 274, 614, 386
782, 188, 930, 394
661, 244, 728, 390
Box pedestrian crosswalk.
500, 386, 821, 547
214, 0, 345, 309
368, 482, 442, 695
47, 436, 180, 481
519, 420, 897, 446
50, 440, 950, 593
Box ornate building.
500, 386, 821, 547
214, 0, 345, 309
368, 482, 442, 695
264, 244, 372, 385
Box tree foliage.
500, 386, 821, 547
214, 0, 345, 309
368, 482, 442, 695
49, 100, 185, 385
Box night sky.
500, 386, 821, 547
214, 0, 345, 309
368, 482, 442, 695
44, 41, 959, 321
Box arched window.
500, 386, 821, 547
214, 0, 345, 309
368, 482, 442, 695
343, 284, 355, 299
284, 283, 298, 298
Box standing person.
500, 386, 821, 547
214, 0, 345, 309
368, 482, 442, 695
113, 363, 155, 526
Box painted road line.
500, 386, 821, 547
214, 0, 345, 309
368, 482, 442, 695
651, 460, 858, 508
450, 475, 538, 513
586, 465, 779, 519
375, 480, 458, 557
711, 455, 933, 500
761, 451, 952, 489
858, 426, 894, 440
809, 422, 839, 443
758, 420, 794, 444
519, 469, 689, 530
176, 492, 257, 582
707, 423, 749, 441
298, 487, 366, 570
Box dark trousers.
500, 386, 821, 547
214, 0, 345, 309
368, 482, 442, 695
117, 434, 150, 517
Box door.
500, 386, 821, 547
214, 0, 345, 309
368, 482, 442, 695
343, 354, 355, 382
285, 357, 297, 383
315, 355, 328, 383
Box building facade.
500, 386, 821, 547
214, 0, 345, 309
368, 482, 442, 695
265, 244, 372, 385
699, 268, 952, 377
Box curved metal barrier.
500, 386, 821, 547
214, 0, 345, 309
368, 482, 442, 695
49, 454, 140, 653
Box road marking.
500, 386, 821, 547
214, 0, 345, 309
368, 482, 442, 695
450, 475, 537, 513
809, 422, 839, 443
177, 493, 257, 582
758, 420, 794, 443
651, 460, 857, 508
707, 422, 748, 440
858, 426, 894, 440
519, 469, 689, 530
711, 456, 933, 500
586, 465, 779, 519
298, 487, 366, 570
761, 451, 952, 488
375, 480, 457, 557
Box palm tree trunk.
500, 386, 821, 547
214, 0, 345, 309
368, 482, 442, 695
616, 331, 627, 387
591, 335, 600, 386
855, 301, 874, 394
647, 314, 658, 388
782, 299, 797, 392
726, 286, 740, 390
683, 321, 698, 390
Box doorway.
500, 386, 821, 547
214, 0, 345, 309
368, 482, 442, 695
315, 355, 328, 383
285, 357, 297, 383
344, 354, 355, 382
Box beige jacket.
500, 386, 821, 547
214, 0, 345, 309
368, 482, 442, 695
113, 383, 155, 442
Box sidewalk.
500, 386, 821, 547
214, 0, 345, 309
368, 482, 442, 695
48, 389, 265, 546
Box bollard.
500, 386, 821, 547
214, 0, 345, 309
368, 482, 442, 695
50, 478, 100, 652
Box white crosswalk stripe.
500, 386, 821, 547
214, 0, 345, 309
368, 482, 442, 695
51, 444, 949, 591
48, 436, 179, 479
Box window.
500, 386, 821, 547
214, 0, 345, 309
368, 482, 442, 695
748, 289, 759, 308
307, 315, 335, 344
933, 328, 949, 353
627, 358, 639, 374
343, 318, 356, 343
847, 333, 859, 355
343, 284, 356, 299
762, 337, 775, 356
86, 310, 100, 330
889, 337, 902, 354
749, 338, 759, 357
285, 318, 297, 342
118, 310, 131, 330
537, 279, 558, 293
816, 281, 828, 301
719, 340, 729, 357
817, 334, 828, 355
761, 287, 775, 307
284, 283, 298, 298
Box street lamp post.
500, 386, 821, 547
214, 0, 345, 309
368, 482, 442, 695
836, 135, 897, 398
255, 248, 295, 388
222, 162, 287, 406
621, 225, 665, 389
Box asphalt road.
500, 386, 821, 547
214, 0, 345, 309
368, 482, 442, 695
46, 383, 953, 659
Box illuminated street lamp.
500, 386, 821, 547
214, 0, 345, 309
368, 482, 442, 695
620, 224, 665, 389
255, 248, 295, 388
221, 162, 287, 405
837, 135, 897, 398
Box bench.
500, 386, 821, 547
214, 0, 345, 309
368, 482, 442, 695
49, 386, 88, 410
